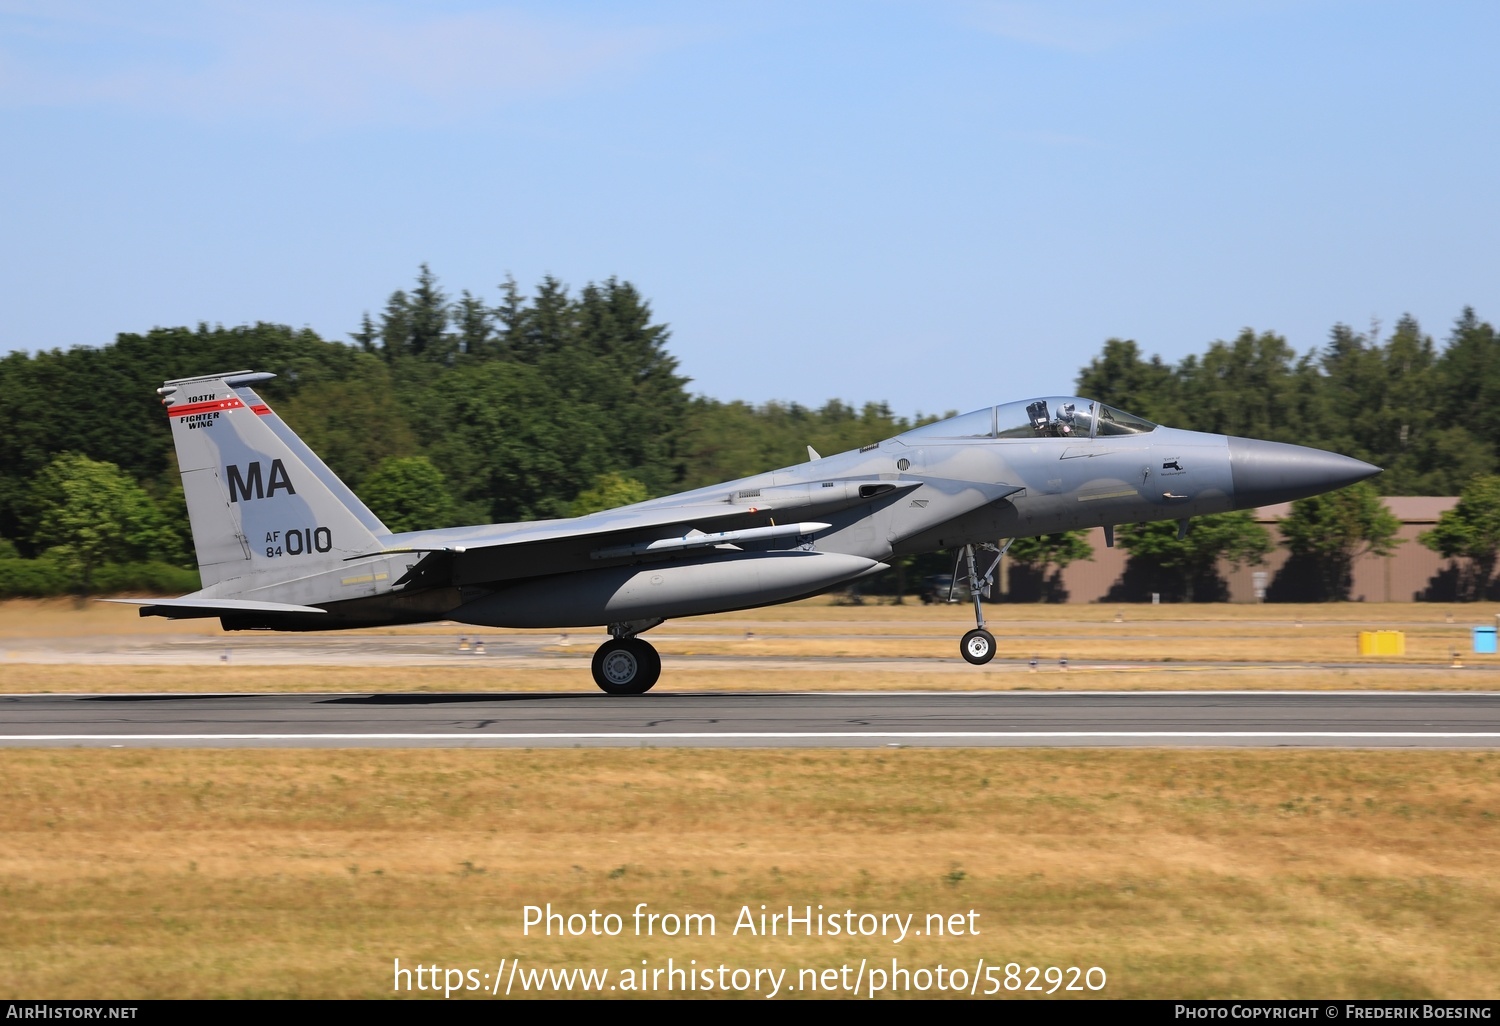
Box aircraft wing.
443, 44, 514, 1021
382, 499, 775, 553
380, 478, 930, 589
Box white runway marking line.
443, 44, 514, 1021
5, 732, 1500, 741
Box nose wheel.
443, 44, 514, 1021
961, 628, 996, 665
953, 540, 1011, 666
591, 637, 662, 695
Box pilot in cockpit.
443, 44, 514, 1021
1025, 399, 1085, 437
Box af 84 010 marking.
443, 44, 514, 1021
265, 527, 332, 558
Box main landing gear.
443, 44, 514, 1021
953, 541, 1012, 665
591, 619, 664, 695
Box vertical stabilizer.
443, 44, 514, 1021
161, 371, 383, 593
231, 384, 390, 537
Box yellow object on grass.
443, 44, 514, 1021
1357, 630, 1406, 655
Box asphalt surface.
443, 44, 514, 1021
3, 690, 1498, 748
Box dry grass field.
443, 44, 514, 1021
0, 748, 1496, 999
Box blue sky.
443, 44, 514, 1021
1, 1, 1495, 417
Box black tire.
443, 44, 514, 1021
960, 628, 996, 665
591, 638, 662, 695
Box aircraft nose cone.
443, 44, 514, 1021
1228, 437, 1382, 508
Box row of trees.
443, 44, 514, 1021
0, 274, 920, 542
1, 266, 1498, 599
0, 269, 928, 593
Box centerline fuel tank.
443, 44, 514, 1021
451, 549, 886, 628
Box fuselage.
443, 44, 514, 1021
154, 379, 1378, 632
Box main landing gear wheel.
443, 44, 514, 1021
591, 637, 662, 695
960, 628, 996, 665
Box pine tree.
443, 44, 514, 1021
350, 312, 379, 353
453, 289, 496, 359
407, 263, 453, 363
379, 289, 411, 361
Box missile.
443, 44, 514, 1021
590, 522, 831, 560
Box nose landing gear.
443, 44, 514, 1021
952, 540, 1011, 665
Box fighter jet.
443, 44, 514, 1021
116, 370, 1380, 693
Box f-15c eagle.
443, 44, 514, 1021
115, 370, 1379, 693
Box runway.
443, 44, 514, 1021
4, 628, 1490, 679
3, 690, 1498, 748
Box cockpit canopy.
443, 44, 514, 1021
898, 397, 1157, 441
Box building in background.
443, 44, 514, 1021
1012, 498, 1463, 603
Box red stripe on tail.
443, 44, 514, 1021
169, 397, 245, 418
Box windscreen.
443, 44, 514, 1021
1094, 404, 1157, 436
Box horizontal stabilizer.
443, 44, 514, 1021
103, 597, 328, 620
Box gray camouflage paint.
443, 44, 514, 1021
144, 373, 1379, 632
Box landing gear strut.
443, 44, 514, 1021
953, 540, 1011, 665
591, 619, 664, 695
